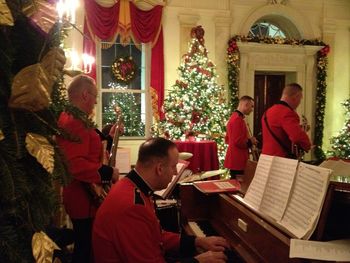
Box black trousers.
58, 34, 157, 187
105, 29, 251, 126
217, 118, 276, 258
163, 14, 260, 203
229, 170, 244, 179
71, 218, 93, 263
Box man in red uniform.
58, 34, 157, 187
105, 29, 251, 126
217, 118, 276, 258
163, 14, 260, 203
261, 83, 311, 158
93, 137, 229, 263
57, 75, 119, 263
224, 96, 257, 178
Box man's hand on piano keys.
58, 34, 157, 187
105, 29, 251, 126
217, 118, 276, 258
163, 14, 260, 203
194, 250, 227, 263
193, 236, 229, 262
195, 236, 229, 252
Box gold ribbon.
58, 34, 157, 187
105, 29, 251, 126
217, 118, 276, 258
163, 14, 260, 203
32, 231, 61, 263
118, 0, 132, 45
0, 0, 14, 26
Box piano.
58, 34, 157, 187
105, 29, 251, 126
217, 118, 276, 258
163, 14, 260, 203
179, 160, 350, 262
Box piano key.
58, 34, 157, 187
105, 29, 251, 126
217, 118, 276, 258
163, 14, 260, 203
188, 221, 205, 237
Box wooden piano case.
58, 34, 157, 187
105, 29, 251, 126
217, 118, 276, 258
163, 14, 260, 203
179, 160, 350, 263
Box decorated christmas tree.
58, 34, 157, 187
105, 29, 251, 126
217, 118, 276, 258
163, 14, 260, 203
102, 84, 145, 136
328, 99, 350, 159
0, 2, 70, 262
155, 26, 230, 164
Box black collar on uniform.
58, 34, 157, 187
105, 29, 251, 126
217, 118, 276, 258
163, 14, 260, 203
234, 110, 244, 118
126, 169, 153, 196
277, 100, 294, 111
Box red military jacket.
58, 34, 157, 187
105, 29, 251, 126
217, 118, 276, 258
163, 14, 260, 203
224, 110, 250, 170
261, 101, 311, 158
93, 170, 195, 263
57, 111, 103, 219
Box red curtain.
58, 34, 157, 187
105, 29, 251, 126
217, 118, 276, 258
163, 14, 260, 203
83, 0, 164, 120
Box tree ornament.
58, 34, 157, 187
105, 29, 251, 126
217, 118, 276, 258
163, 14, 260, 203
25, 133, 55, 174
111, 56, 137, 84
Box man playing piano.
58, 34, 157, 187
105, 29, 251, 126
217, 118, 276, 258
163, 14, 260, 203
93, 137, 229, 262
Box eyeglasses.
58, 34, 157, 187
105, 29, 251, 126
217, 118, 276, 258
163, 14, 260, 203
88, 91, 99, 99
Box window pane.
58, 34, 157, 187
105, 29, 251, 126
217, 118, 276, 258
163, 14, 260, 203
102, 92, 145, 136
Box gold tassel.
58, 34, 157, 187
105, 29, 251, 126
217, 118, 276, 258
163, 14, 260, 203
25, 133, 54, 174
0, 0, 14, 26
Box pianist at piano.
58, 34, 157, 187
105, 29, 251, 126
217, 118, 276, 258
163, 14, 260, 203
93, 137, 230, 263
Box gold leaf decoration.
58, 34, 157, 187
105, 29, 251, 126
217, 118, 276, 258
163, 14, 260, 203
32, 231, 61, 263
0, 0, 14, 26
25, 133, 54, 174
0, 129, 4, 141
22, 0, 57, 34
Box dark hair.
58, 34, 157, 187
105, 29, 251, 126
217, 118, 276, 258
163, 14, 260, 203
240, 95, 254, 102
138, 137, 177, 165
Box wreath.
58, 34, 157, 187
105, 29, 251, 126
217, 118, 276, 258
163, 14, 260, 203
111, 56, 137, 84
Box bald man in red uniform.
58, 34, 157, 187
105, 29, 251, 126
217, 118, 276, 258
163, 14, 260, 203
224, 96, 257, 178
57, 75, 119, 263
261, 83, 311, 158
93, 138, 229, 263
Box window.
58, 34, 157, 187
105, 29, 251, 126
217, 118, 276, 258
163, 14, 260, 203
249, 22, 286, 39
97, 38, 150, 138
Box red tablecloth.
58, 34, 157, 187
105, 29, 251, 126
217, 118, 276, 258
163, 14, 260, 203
174, 140, 219, 173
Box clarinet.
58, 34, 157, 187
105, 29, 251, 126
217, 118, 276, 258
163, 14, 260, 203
246, 122, 259, 161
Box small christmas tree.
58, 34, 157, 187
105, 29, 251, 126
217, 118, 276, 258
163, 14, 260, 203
155, 26, 230, 164
328, 99, 350, 159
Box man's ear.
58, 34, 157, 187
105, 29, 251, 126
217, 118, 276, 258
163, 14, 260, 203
155, 162, 163, 176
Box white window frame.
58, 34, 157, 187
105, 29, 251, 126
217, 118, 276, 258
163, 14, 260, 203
95, 41, 152, 139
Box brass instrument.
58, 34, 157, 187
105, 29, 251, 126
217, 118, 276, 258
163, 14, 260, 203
246, 121, 259, 161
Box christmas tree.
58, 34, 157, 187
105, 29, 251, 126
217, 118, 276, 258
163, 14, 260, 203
155, 26, 230, 164
328, 99, 350, 159
102, 84, 145, 136
0, 2, 70, 262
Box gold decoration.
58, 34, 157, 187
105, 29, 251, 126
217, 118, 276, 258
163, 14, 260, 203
0, 129, 4, 141
32, 231, 61, 263
25, 133, 54, 174
22, 0, 57, 33
0, 0, 14, 26
9, 48, 66, 111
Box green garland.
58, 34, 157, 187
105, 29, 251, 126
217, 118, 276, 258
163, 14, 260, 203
227, 35, 329, 161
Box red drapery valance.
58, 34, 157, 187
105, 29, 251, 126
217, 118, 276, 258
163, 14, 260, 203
83, 0, 164, 120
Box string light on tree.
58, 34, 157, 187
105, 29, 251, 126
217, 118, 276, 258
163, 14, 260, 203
154, 26, 230, 164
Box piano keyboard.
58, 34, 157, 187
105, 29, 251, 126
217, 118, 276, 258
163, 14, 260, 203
188, 221, 206, 237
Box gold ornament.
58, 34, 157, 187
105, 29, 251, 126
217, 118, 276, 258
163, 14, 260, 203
0, 0, 14, 26
22, 0, 57, 34
25, 133, 55, 174
32, 231, 61, 263
0, 129, 4, 141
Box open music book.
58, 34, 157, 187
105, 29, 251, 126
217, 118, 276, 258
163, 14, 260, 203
154, 160, 190, 199
193, 179, 240, 194
319, 159, 350, 177
243, 154, 332, 239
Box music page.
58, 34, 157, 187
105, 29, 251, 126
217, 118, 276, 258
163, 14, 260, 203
244, 154, 274, 210
278, 163, 331, 239
259, 157, 298, 220
320, 159, 350, 176
290, 239, 350, 261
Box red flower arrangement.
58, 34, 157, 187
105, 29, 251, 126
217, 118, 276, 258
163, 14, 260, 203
318, 45, 330, 57
111, 56, 137, 84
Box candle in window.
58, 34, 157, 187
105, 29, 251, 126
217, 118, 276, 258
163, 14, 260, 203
70, 50, 79, 70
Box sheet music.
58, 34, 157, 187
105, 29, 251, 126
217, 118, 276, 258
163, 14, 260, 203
244, 154, 274, 210
259, 157, 298, 220
320, 159, 350, 176
290, 239, 350, 261
279, 163, 331, 239
115, 148, 131, 174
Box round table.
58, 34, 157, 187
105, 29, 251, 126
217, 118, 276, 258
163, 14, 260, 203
174, 140, 219, 173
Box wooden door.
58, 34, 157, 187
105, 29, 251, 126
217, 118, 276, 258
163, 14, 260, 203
254, 74, 285, 148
